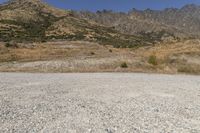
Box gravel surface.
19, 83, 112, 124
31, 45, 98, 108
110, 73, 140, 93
0, 73, 200, 133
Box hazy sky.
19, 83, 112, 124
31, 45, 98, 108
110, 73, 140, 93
1, 0, 200, 12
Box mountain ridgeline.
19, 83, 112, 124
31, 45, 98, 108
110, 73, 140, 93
0, 0, 200, 48
74, 4, 200, 38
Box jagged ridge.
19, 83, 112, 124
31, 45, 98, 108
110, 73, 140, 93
0, 0, 179, 47
74, 4, 200, 38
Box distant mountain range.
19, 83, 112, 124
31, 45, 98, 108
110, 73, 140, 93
74, 4, 200, 38
0, 0, 200, 47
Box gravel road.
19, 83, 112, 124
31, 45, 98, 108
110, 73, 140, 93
0, 73, 200, 133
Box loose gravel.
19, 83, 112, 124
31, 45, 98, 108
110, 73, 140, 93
0, 73, 200, 133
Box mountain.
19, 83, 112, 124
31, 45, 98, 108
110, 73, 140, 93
0, 0, 70, 41
0, 0, 179, 48
74, 4, 200, 38
1, 0, 200, 44
1, 0, 200, 74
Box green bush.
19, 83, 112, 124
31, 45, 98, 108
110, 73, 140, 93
120, 62, 128, 68
148, 55, 158, 66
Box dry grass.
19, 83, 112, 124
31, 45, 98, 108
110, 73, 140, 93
0, 41, 109, 62
0, 41, 140, 72
1, 39, 200, 74
176, 62, 200, 74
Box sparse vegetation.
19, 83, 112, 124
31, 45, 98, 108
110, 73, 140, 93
1, 0, 200, 74
5, 42, 11, 48
5, 41, 18, 48
120, 62, 128, 68
0, 0, 164, 48
0, 39, 200, 74
90, 52, 95, 55
9, 53, 18, 62
177, 65, 200, 74
148, 55, 158, 66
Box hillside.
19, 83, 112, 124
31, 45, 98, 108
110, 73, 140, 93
0, 0, 70, 41
75, 5, 200, 38
1, 0, 200, 45
0, 0, 171, 48
1, 0, 200, 74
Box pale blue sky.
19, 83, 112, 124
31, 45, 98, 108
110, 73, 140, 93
1, 0, 200, 12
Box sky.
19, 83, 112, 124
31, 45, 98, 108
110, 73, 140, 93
0, 0, 200, 12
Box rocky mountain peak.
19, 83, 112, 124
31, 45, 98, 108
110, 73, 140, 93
180, 4, 200, 12
181, 4, 199, 9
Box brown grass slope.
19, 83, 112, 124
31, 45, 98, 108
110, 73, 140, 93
1, 0, 200, 74
0, 0, 170, 48
1, 39, 200, 74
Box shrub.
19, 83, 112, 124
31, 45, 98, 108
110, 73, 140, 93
90, 52, 95, 55
5, 42, 11, 47
120, 62, 128, 68
178, 66, 192, 73
10, 53, 18, 61
5, 41, 18, 48
148, 55, 158, 66
177, 65, 200, 74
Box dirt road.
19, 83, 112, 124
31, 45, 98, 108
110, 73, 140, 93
0, 73, 200, 132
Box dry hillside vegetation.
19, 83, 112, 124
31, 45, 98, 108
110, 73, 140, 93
75, 5, 200, 38
0, 0, 162, 48
1, 40, 200, 74
0, 0, 200, 74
